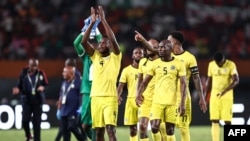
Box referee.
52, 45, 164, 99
12, 58, 48, 141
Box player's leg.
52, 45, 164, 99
129, 124, 138, 141
150, 103, 165, 141
138, 99, 152, 141
95, 127, 105, 141
150, 119, 162, 141
81, 94, 95, 140
125, 98, 139, 141
165, 105, 177, 141
138, 117, 150, 141
91, 97, 106, 141
159, 121, 167, 141
104, 97, 118, 141
210, 97, 220, 141
177, 98, 191, 141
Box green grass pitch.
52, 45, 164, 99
0, 126, 223, 141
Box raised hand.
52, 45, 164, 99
90, 7, 98, 23
98, 6, 105, 21
134, 30, 146, 42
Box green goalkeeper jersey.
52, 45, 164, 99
73, 33, 102, 94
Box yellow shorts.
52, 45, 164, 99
124, 97, 138, 125
150, 103, 177, 124
176, 97, 191, 128
138, 99, 152, 118
91, 96, 118, 128
210, 97, 233, 121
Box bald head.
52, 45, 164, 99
160, 39, 172, 48
65, 58, 77, 67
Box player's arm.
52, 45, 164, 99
179, 75, 187, 116
136, 74, 152, 104
81, 7, 97, 56
136, 73, 143, 95
192, 73, 207, 113
98, 6, 120, 55
134, 30, 158, 53
73, 33, 85, 57
219, 73, 239, 97
135, 73, 143, 106
204, 76, 212, 98
117, 82, 125, 105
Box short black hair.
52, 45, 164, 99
169, 31, 185, 44
213, 51, 224, 62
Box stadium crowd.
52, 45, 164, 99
0, 0, 250, 60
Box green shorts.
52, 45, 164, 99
81, 94, 92, 125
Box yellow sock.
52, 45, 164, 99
180, 127, 190, 141
130, 135, 138, 141
159, 122, 167, 141
211, 123, 220, 141
166, 134, 176, 141
140, 138, 149, 141
152, 132, 162, 141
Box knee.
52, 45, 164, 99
130, 125, 137, 136
96, 128, 105, 137
106, 125, 116, 136
139, 123, 147, 132
151, 124, 159, 134
166, 126, 174, 135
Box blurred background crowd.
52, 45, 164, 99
0, 0, 250, 60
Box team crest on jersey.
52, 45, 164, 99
71, 84, 75, 88
171, 65, 175, 70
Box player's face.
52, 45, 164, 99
132, 48, 144, 63
158, 42, 172, 57
215, 58, 225, 67
98, 38, 110, 54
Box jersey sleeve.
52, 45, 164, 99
119, 67, 128, 83
73, 33, 85, 57
230, 62, 238, 75
207, 62, 212, 77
